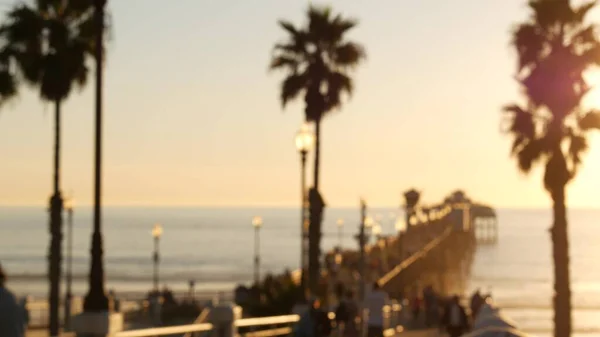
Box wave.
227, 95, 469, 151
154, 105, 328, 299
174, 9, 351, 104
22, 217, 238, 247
470, 275, 550, 284
522, 327, 600, 334
500, 303, 600, 311
8, 271, 252, 283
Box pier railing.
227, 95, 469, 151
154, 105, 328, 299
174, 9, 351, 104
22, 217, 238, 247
110, 303, 405, 337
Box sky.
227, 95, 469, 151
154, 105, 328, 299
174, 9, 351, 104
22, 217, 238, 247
0, 0, 599, 208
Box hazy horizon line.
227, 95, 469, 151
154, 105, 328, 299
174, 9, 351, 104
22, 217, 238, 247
1, 204, 598, 211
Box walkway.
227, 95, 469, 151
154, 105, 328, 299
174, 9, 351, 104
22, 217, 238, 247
396, 329, 445, 337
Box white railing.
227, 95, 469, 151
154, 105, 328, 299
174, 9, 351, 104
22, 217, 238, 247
112, 313, 300, 337
111, 302, 404, 337
115, 323, 214, 337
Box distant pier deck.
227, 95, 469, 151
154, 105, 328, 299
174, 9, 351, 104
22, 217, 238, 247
324, 190, 498, 302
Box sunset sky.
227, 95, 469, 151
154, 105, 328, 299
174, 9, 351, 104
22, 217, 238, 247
0, 0, 599, 208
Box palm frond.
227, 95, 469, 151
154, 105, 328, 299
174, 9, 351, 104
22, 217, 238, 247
503, 104, 536, 139
0, 68, 18, 105
515, 137, 546, 173
269, 55, 299, 72
333, 42, 366, 67
513, 23, 545, 71
578, 110, 600, 130
278, 20, 298, 36
571, 25, 597, 45
567, 131, 588, 169
1, 0, 98, 103
572, 1, 597, 23
528, 0, 572, 31
324, 71, 352, 110
280, 73, 307, 108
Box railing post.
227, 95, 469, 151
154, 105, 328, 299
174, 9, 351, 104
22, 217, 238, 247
208, 304, 241, 337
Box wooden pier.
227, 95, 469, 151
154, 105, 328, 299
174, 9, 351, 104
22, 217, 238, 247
324, 189, 497, 302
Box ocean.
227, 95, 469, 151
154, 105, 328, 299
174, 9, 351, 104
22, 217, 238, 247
0, 206, 599, 336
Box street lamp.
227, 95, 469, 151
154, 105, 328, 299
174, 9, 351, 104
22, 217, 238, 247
64, 196, 74, 331
84, 0, 109, 313
295, 122, 314, 293
336, 218, 344, 249
365, 216, 374, 244
152, 224, 163, 291
252, 216, 263, 284
372, 224, 382, 240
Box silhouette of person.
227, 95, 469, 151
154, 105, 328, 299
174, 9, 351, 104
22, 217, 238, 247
0, 263, 25, 337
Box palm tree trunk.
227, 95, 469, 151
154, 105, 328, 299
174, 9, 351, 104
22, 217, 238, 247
551, 184, 571, 337
307, 118, 325, 295
48, 99, 63, 337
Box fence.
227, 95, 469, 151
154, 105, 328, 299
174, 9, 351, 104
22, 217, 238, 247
109, 301, 406, 337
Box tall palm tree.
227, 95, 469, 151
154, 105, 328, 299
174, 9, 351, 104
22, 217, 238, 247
1, 1, 95, 335
270, 5, 366, 295
504, 1, 600, 336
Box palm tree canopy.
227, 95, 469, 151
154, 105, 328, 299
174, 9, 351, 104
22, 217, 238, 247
0, 0, 97, 102
270, 5, 366, 121
504, 0, 600, 190
0, 48, 18, 106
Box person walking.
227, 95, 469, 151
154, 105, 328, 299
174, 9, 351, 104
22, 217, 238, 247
0, 263, 25, 337
441, 295, 469, 337
365, 282, 388, 337
294, 297, 332, 337
469, 289, 483, 320
335, 290, 358, 337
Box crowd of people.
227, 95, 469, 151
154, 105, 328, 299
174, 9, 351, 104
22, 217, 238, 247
292, 282, 489, 337
409, 286, 488, 337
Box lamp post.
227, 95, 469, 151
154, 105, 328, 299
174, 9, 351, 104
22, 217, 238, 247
356, 201, 368, 337
64, 197, 74, 330
152, 224, 163, 291
84, 0, 109, 312
336, 218, 344, 249
252, 216, 263, 284
364, 216, 374, 245
295, 122, 314, 295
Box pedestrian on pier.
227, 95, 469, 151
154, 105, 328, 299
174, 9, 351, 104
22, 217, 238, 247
366, 282, 388, 337
294, 297, 332, 337
441, 295, 469, 337
335, 290, 358, 337
410, 290, 421, 326
0, 263, 25, 337
423, 285, 439, 327
469, 289, 483, 320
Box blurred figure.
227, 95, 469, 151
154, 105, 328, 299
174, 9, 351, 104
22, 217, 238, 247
109, 289, 121, 312
335, 290, 358, 337
294, 297, 332, 337
366, 282, 388, 337
0, 263, 25, 337
148, 290, 162, 326
469, 289, 483, 320
410, 289, 421, 326
20, 297, 30, 331
441, 295, 469, 337
423, 285, 437, 327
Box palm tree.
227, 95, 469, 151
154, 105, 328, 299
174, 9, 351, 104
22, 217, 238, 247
270, 6, 366, 295
504, 1, 600, 336
1, 1, 95, 335
0, 50, 17, 104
